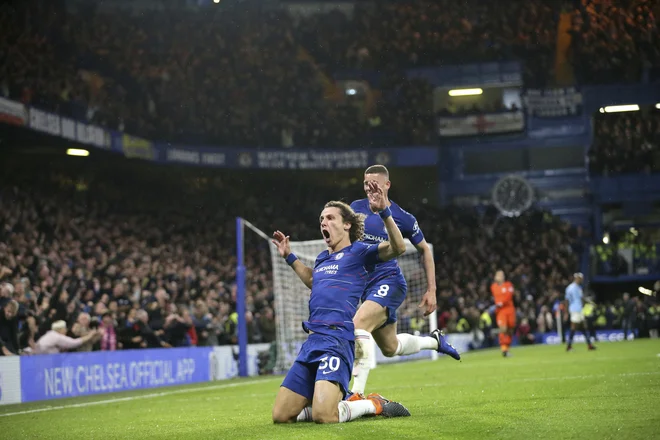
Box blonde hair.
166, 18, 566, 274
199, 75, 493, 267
52, 320, 67, 331
323, 201, 365, 243
4, 299, 18, 311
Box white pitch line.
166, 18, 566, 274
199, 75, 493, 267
517, 371, 660, 382
0, 378, 278, 418
374, 371, 660, 391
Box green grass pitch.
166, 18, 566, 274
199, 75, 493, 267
1, 340, 659, 439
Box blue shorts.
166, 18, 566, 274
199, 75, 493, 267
281, 333, 354, 401
362, 278, 407, 327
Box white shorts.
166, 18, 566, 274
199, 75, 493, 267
570, 312, 584, 324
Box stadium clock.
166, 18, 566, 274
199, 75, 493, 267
491, 175, 534, 217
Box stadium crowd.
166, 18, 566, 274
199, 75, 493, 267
1, 154, 657, 357
588, 109, 660, 175
569, 0, 660, 85
295, 0, 559, 86
0, 160, 287, 355
1, 0, 658, 150
376, 204, 659, 346
1, 1, 364, 148
594, 228, 659, 277
1, 0, 659, 357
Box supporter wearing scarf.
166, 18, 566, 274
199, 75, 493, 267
100, 312, 117, 351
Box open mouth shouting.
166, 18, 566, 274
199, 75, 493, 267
321, 228, 331, 244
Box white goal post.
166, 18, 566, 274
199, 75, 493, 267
241, 219, 437, 374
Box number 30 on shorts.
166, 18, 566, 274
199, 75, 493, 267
374, 284, 389, 298
319, 356, 340, 373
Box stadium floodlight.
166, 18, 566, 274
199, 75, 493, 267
638, 286, 654, 296
448, 88, 483, 97
598, 104, 640, 113
66, 148, 89, 157
656, 103, 660, 109
236, 217, 438, 377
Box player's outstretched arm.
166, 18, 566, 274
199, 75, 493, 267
414, 238, 437, 316
272, 230, 313, 289
378, 213, 406, 261
366, 181, 405, 261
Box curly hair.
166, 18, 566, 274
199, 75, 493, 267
323, 201, 365, 243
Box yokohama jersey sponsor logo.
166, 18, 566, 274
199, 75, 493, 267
316, 264, 339, 274
363, 233, 386, 243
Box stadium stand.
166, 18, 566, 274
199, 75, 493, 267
2, 0, 658, 151
0, 0, 658, 361
0, 154, 352, 353
0, 1, 364, 148
295, 0, 560, 85
1, 150, 656, 356
593, 228, 660, 276
588, 110, 660, 175
569, 0, 660, 85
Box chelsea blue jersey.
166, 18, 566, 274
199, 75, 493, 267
303, 241, 381, 341
350, 199, 424, 288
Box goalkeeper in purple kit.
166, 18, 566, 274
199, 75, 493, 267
348, 165, 460, 399
271, 181, 411, 424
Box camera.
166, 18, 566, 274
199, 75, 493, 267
89, 317, 101, 329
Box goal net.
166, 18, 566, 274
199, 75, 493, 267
268, 237, 438, 373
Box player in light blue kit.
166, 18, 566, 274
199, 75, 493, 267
349, 165, 460, 398
271, 182, 411, 424
565, 272, 596, 351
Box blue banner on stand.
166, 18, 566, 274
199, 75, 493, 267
157, 145, 438, 170
539, 329, 635, 345
20, 347, 214, 402
5, 98, 440, 170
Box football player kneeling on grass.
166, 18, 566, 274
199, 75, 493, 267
271, 188, 411, 423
